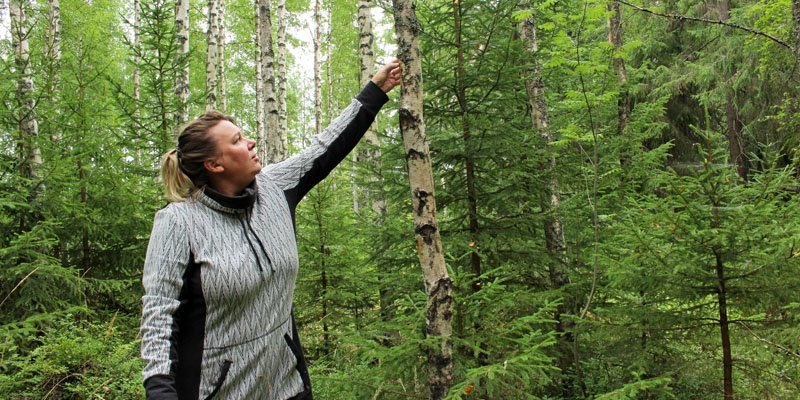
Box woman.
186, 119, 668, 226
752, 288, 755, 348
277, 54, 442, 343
140, 61, 401, 400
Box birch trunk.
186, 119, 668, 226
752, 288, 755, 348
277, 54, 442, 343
206, 0, 219, 110
357, 0, 387, 217
46, 0, 62, 141
11, 0, 42, 182
520, 5, 572, 396
174, 0, 190, 128
254, 0, 266, 161
258, 0, 284, 162
217, 0, 227, 111
314, 0, 322, 138
276, 0, 288, 150
393, 1, 454, 398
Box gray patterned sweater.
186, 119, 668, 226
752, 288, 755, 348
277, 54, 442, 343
140, 82, 388, 400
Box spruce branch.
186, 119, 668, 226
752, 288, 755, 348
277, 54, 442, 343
618, 0, 793, 51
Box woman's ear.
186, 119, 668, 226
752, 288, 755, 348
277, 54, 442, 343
204, 158, 224, 174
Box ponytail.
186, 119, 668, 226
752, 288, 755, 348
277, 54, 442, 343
160, 110, 234, 202
160, 149, 194, 202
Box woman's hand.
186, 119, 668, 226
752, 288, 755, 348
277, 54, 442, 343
371, 59, 402, 93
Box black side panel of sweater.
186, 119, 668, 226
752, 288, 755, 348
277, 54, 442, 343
145, 255, 206, 400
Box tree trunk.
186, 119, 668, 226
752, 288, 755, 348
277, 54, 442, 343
11, 0, 42, 183
217, 0, 227, 112
453, 0, 481, 292
276, 0, 288, 151
46, 0, 62, 142
174, 0, 190, 128
133, 0, 141, 166
519, 4, 573, 396
714, 249, 734, 400
608, 0, 630, 137
206, 0, 219, 110
258, 0, 284, 162
393, 1, 454, 398
718, 0, 747, 180
795, 0, 800, 61
357, 0, 385, 216
254, 0, 266, 162
314, 0, 322, 139
357, 0, 391, 320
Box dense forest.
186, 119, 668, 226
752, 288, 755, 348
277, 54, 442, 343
1, 0, 799, 398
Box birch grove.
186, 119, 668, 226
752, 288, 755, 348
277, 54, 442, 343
11, 0, 42, 183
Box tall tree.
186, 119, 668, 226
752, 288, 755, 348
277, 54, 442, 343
608, 0, 630, 138
258, 0, 284, 162
393, 0, 454, 398
10, 0, 42, 188
134, 0, 141, 151
206, 0, 219, 110
217, 0, 227, 111
519, 2, 571, 394
276, 0, 288, 151
174, 0, 190, 127
45, 0, 62, 141
254, 0, 265, 161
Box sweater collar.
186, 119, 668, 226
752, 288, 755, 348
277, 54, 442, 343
199, 180, 257, 214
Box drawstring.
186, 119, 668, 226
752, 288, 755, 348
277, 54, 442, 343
246, 208, 275, 272
238, 216, 264, 273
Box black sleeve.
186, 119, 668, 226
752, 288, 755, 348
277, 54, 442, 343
261, 81, 389, 210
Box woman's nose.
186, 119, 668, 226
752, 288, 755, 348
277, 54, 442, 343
247, 137, 256, 149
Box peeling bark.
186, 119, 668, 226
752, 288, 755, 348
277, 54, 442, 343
393, 1, 454, 398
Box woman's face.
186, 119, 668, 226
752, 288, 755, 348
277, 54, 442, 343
207, 120, 262, 185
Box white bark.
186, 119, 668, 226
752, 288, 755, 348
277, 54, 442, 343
217, 0, 227, 111
46, 0, 61, 141
393, 1, 453, 398
174, 0, 189, 128
11, 0, 42, 180
206, 0, 219, 110
357, 0, 387, 217
314, 0, 322, 138
276, 0, 288, 152
258, 0, 284, 162
254, 0, 266, 161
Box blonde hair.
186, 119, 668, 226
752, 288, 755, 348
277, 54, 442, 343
160, 111, 235, 202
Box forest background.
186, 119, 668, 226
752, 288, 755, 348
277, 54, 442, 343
1, 0, 799, 398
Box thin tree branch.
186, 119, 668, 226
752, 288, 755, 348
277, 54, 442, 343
618, 0, 793, 51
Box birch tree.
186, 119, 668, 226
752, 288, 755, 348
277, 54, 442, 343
174, 0, 189, 127
258, 0, 284, 162
206, 0, 219, 110
217, 0, 227, 111
519, 3, 572, 394
11, 0, 42, 185
356, 0, 387, 217
393, 1, 453, 398
254, 0, 265, 161
45, 0, 61, 141
276, 0, 288, 150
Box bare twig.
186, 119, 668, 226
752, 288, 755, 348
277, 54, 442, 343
0, 266, 39, 309
618, 0, 793, 51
